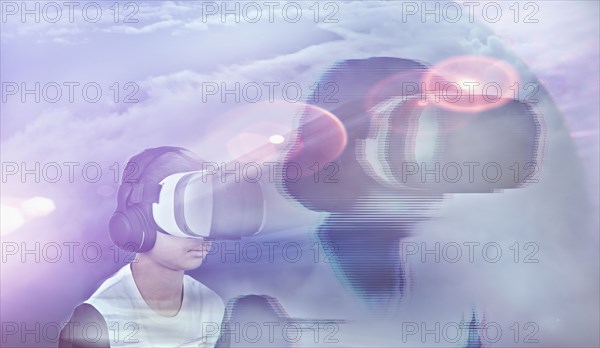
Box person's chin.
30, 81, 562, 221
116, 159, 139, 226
181, 256, 206, 270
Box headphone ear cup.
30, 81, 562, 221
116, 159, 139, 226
109, 209, 144, 252
131, 205, 157, 253
109, 205, 157, 253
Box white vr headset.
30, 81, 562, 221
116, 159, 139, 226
152, 170, 266, 240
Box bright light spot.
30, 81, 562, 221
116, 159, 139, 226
423, 55, 521, 113
268, 134, 285, 144
1, 205, 25, 235
21, 196, 55, 217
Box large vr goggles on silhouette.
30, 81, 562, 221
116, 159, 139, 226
359, 96, 542, 192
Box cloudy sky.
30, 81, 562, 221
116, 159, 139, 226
1, 1, 598, 347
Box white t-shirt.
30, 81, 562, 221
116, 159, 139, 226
85, 264, 225, 347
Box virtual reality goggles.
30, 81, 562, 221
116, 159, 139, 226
283, 95, 543, 213
358, 95, 544, 192
151, 170, 265, 240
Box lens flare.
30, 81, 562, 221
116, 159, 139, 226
21, 196, 56, 217
285, 104, 348, 175
268, 134, 285, 144
208, 100, 347, 169
0, 204, 24, 235
205, 100, 298, 163
422, 55, 521, 113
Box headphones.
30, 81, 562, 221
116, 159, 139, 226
108, 146, 197, 252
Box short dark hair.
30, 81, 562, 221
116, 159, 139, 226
123, 148, 204, 217
139, 150, 204, 188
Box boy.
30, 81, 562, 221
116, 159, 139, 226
59, 147, 225, 348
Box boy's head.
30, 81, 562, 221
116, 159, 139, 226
110, 147, 212, 270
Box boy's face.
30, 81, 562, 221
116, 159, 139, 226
146, 231, 212, 271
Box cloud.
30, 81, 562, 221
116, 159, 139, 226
103, 19, 183, 34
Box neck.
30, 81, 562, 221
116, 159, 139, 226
130, 255, 184, 317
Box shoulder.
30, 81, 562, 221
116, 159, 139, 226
59, 303, 109, 348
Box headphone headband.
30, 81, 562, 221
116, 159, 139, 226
122, 146, 187, 183
110, 146, 196, 252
